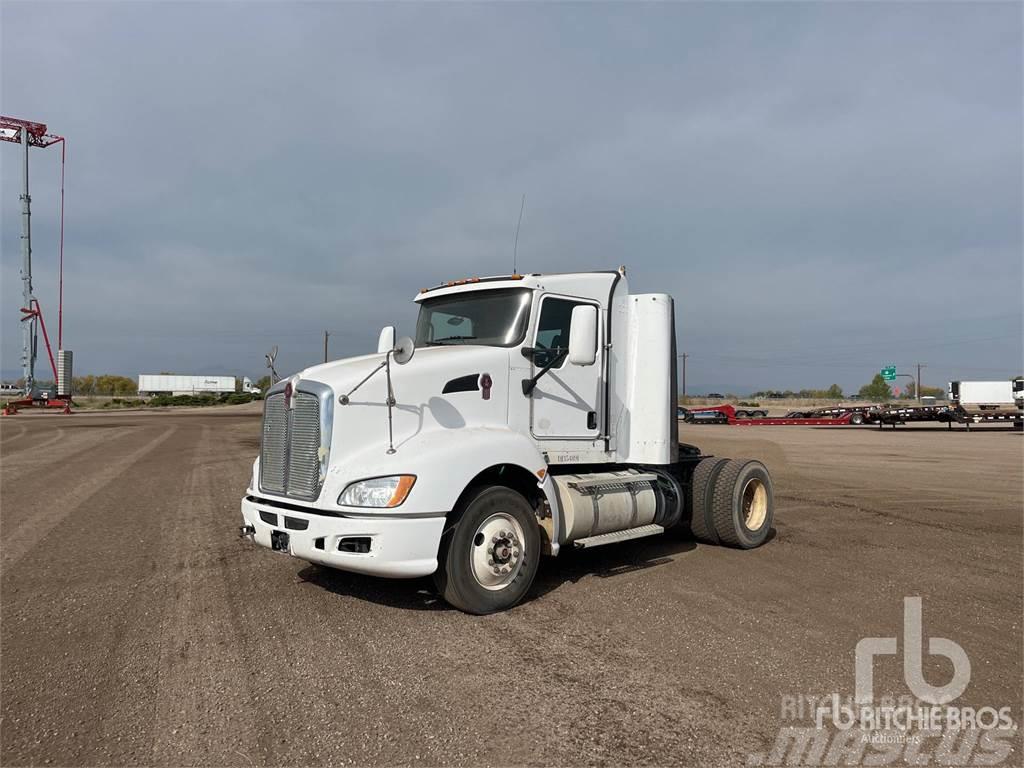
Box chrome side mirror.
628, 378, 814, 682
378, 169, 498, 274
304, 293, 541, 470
393, 337, 415, 365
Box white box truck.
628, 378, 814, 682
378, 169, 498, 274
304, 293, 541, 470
240, 269, 775, 613
138, 374, 235, 396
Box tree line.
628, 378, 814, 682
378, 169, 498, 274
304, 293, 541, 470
856, 375, 944, 402
750, 385, 845, 399
751, 379, 946, 402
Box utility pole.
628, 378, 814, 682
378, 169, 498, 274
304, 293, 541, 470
678, 352, 689, 401
916, 363, 926, 403
323, 330, 330, 363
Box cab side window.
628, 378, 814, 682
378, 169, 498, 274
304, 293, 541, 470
534, 297, 583, 368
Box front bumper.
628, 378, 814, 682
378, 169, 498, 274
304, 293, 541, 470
241, 495, 445, 578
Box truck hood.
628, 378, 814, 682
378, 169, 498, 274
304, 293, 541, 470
296, 345, 510, 404
288, 345, 515, 468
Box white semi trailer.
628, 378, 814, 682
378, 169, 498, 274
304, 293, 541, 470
240, 269, 775, 613
949, 380, 1016, 408
948, 378, 1023, 429
138, 374, 235, 396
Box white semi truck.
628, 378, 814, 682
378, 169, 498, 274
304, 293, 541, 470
240, 269, 774, 613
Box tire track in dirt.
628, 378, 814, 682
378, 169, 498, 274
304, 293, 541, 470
222, 543, 475, 764
0, 425, 67, 458
222, 550, 401, 765
0, 424, 137, 478
212, 420, 446, 765
144, 425, 258, 767
0, 422, 201, 766
0, 425, 176, 571
471, 573, 760, 766
0, 421, 28, 445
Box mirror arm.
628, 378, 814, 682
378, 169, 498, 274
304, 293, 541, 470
521, 348, 568, 396
384, 351, 397, 455
338, 359, 387, 405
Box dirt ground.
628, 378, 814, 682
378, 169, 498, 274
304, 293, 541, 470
1, 411, 1021, 767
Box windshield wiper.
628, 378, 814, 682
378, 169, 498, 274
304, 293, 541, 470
427, 335, 478, 346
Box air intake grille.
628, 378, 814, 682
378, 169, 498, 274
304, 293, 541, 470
260, 391, 325, 500
260, 395, 288, 494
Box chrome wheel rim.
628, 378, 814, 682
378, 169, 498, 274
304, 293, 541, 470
470, 513, 525, 591
742, 478, 768, 531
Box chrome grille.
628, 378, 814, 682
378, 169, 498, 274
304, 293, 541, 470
259, 387, 331, 500
287, 395, 321, 499
260, 394, 288, 494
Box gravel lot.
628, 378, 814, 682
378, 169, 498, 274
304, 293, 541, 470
1, 411, 1021, 766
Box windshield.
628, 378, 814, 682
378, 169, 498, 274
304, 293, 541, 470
415, 288, 532, 347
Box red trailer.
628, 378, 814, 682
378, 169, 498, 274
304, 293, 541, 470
683, 404, 854, 426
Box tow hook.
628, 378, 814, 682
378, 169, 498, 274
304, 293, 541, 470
239, 524, 255, 539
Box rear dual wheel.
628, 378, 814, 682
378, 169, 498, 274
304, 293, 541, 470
689, 458, 728, 544
712, 459, 774, 548
688, 457, 774, 548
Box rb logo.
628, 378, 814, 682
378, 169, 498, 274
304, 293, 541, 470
855, 596, 970, 705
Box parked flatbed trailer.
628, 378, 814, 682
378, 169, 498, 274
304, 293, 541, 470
687, 404, 854, 426
945, 408, 1024, 431
869, 404, 952, 428
860, 403, 1022, 430
786, 404, 877, 425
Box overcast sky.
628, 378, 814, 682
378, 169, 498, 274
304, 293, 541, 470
2, 1, 1021, 395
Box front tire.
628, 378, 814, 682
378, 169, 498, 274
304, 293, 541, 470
433, 486, 541, 614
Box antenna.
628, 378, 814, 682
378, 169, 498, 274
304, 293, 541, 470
265, 345, 279, 385
512, 193, 525, 274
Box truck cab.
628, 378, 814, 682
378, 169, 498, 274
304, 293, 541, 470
241, 269, 774, 613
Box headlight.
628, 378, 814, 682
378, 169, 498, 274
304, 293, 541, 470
338, 475, 416, 508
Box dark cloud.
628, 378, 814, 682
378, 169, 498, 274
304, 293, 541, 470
2, 2, 1020, 393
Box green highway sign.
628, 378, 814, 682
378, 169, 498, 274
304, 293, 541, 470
881, 366, 896, 381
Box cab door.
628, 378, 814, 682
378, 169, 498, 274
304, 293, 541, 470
529, 294, 602, 439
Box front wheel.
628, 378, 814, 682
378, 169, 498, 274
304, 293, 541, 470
433, 486, 541, 614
